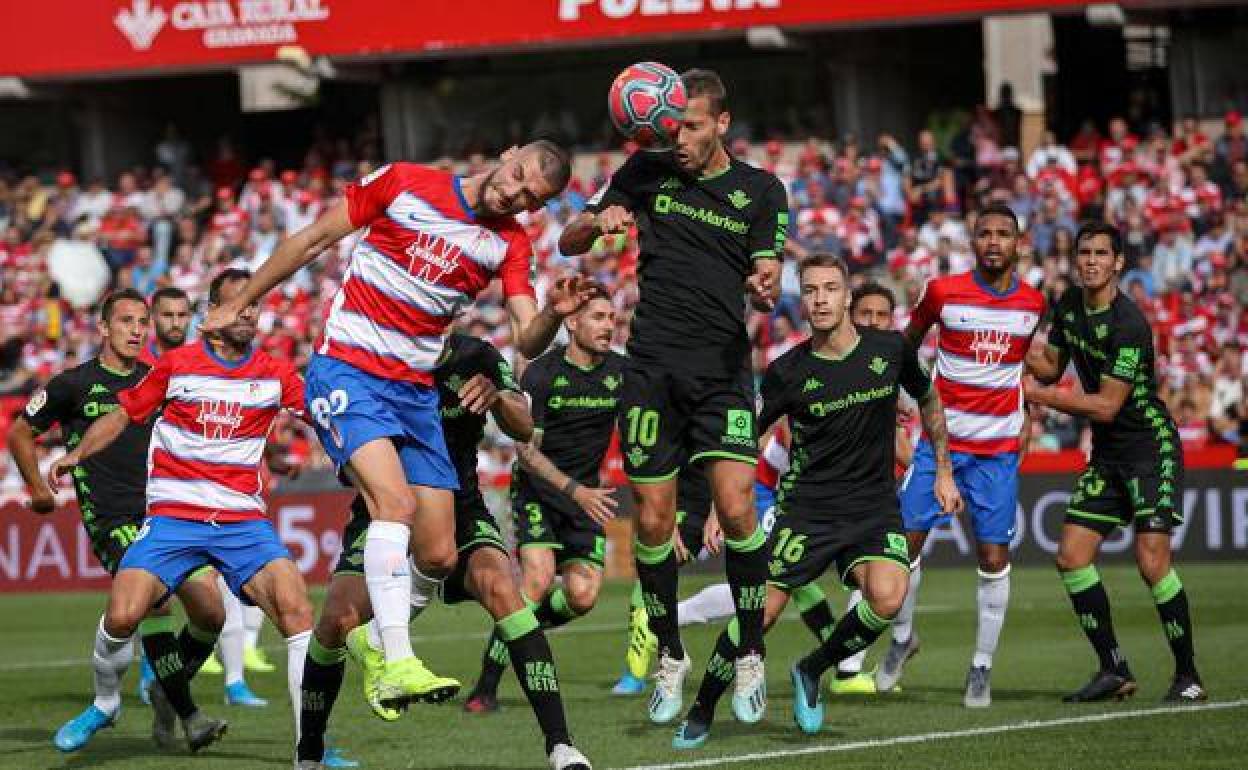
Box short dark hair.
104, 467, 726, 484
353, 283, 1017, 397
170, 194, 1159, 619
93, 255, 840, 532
1074, 220, 1122, 256
525, 139, 572, 194
851, 282, 896, 313
798, 253, 850, 283
100, 288, 147, 321
975, 203, 1020, 234
151, 286, 189, 307
209, 268, 252, 305
682, 68, 728, 115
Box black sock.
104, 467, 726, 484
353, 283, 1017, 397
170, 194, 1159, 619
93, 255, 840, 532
533, 589, 581, 631
725, 526, 769, 657
177, 624, 218, 678
688, 622, 739, 727
792, 583, 836, 644
140, 617, 212, 720
1151, 570, 1196, 678
799, 601, 891, 680
634, 538, 684, 660
499, 607, 571, 754
1062, 566, 1129, 675
297, 637, 347, 761
474, 629, 510, 696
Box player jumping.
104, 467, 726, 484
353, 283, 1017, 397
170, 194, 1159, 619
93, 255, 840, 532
1024, 222, 1205, 703
560, 67, 788, 725
201, 143, 591, 714
880, 204, 1045, 708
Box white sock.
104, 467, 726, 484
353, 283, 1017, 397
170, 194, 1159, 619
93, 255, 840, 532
677, 583, 735, 626
92, 617, 132, 715
286, 630, 310, 744
366, 618, 383, 650
218, 576, 245, 687
893, 559, 922, 645
363, 520, 414, 663
243, 605, 265, 651
838, 590, 868, 675
973, 565, 1011, 669
408, 559, 441, 617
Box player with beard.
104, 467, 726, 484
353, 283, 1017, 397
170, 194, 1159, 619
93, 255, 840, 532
202, 142, 593, 714
50, 269, 316, 759
139, 287, 191, 365
296, 328, 595, 770
560, 68, 787, 726
1025, 223, 1205, 703
672, 255, 961, 748
137, 286, 274, 709
879, 205, 1046, 708
464, 288, 624, 714
11, 290, 228, 754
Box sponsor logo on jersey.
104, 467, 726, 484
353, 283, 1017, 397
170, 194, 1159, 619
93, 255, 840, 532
195, 399, 245, 440
969, 328, 1011, 366
547, 395, 617, 410
807, 384, 896, 418
653, 194, 748, 234
405, 231, 464, 284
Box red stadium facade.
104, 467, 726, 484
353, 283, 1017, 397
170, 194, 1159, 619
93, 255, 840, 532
1, 0, 1096, 79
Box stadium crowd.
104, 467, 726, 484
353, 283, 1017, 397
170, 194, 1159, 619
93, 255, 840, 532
2, 107, 1248, 495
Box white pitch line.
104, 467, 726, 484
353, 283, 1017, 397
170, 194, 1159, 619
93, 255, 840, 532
0, 604, 956, 673
613, 699, 1248, 770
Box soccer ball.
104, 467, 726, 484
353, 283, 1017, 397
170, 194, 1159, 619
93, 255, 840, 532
608, 61, 688, 152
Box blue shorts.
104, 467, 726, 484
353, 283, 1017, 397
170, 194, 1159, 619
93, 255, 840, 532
118, 517, 291, 605
755, 481, 778, 536
305, 354, 458, 490
899, 440, 1019, 545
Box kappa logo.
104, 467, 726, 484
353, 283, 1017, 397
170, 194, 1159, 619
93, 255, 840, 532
89, 384, 111, 396
969, 327, 1012, 366
660, 176, 683, 190
115, 0, 167, 51
553, 375, 571, 389
196, 399, 244, 440
801, 377, 822, 393
405, 231, 464, 284
728, 189, 752, 210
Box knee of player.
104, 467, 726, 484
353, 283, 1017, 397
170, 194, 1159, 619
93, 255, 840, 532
869, 582, 907, 619
316, 606, 361, 648
276, 596, 315, 636
1136, 554, 1171, 587
104, 597, 146, 638
1054, 547, 1089, 573
191, 602, 226, 634
522, 570, 555, 604
978, 553, 1010, 575
373, 487, 418, 524
415, 544, 457, 579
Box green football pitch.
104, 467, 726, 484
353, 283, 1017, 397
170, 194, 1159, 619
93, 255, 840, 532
1, 563, 1243, 769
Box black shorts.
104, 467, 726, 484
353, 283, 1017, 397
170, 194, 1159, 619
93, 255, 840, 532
675, 464, 713, 560
1065, 452, 1184, 537
618, 362, 758, 482
512, 481, 605, 569
765, 499, 910, 591
333, 488, 507, 604
84, 515, 145, 576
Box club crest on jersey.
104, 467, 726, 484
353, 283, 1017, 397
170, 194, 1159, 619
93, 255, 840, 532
405, 231, 463, 284
196, 399, 244, 440
969, 328, 1011, 366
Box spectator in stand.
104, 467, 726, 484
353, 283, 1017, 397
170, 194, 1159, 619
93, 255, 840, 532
1153, 224, 1196, 292
993, 82, 1023, 150
96, 201, 145, 273
1027, 130, 1078, 178
908, 129, 948, 224
1029, 194, 1077, 258
1214, 111, 1247, 185
142, 170, 185, 264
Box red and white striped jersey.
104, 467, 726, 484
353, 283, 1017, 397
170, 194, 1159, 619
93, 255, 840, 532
908, 271, 1045, 455
118, 341, 304, 523
318, 163, 536, 386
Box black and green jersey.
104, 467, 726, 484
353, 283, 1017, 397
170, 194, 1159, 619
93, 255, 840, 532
1048, 288, 1176, 463
760, 329, 931, 511
20, 358, 151, 525
436, 333, 520, 490
588, 151, 788, 377
516, 347, 627, 491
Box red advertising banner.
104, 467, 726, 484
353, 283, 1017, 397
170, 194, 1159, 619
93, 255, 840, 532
0, 0, 1093, 79
0, 490, 353, 593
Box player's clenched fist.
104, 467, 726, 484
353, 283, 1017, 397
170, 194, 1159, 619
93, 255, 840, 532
594, 205, 634, 235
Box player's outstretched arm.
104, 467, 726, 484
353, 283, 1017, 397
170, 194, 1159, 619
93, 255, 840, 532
46, 409, 129, 491
1024, 376, 1130, 424
557, 207, 633, 256
8, 418, 55, 513
506, 275, 596, 359
201, 203, 355, 333
917, 387, 964, 515
515, 437, 618, 526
